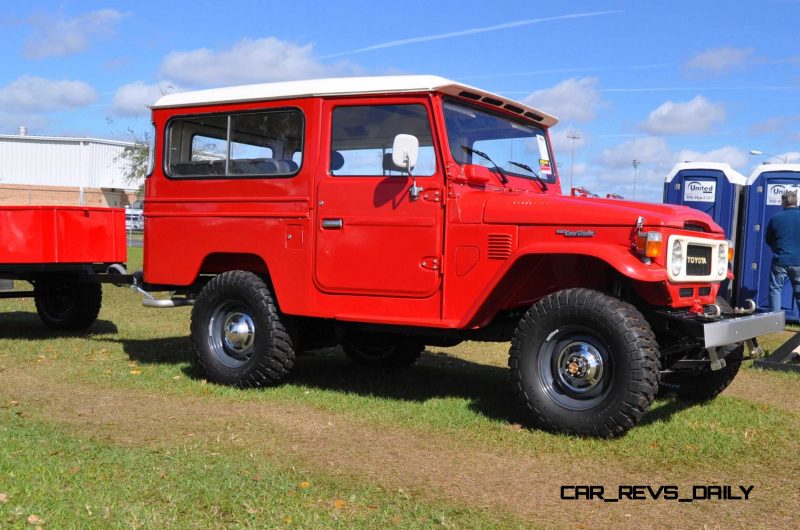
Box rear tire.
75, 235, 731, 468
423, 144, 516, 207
343, 335, 424, 367
509, 288, 660, 438
34, 279, 102, 330
191, 271, 294, 387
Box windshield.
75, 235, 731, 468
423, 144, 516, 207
442, 99, 556, 183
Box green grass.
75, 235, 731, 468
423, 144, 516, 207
0, 410, 510, 529
1, 246, 799, 526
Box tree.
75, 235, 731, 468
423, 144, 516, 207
116, 128, 150, 191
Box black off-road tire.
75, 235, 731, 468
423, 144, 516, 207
190, 271, 294, 387
34, 279, 102, 330
343, 335, 424, 367
509, 288, 660, 438
660, 298, 743, 401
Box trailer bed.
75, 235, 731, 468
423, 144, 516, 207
0, 206, 126, 269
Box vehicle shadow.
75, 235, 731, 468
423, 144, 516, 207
109, 337, 702, 429
0, 312, 118, 339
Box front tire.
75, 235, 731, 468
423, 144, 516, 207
509, 288, 660, 438
34, 278, 102, 330
191, 271, 294, 387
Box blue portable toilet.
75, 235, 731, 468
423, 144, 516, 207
664, 162, 747, 300
738, 163, 800, 321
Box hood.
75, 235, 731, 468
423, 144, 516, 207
480, 193, 722, 233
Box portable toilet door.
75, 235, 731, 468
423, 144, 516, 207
664, 162, 747, 301
738, 164, 800, 321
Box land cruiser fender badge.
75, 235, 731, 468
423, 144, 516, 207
556, 229, 596, 238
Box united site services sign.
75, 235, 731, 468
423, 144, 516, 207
683, 180, 716, 203
766, 183, 800, 206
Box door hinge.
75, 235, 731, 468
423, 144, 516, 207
421, 256, 441, 271
422, 189, 443, 203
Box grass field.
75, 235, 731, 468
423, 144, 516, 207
1, 247, 799, 528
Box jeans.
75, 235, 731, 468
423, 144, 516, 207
768, 263, 800, 313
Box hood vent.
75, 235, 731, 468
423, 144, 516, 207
684, 221, 710, 232
488, 233, 514, 260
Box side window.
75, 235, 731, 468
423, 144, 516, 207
166, 109, 303, 178
330, 104, 436, 176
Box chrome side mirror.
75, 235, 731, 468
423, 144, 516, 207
392, 134, 423, 201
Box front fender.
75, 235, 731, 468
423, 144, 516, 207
458, 243, 666, 328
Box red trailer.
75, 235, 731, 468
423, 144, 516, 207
0, 206, 126, 329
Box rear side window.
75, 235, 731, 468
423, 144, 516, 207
330, 104, 436, 176
166, 109, 303, 178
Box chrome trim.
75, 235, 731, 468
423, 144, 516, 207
321, 218, 343, 229
703, 311, 785, 348
142, 297, 196, 308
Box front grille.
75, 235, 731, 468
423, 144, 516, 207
686, 245, 712, 276
699, 287, 711, 296
679, 288, 694, 298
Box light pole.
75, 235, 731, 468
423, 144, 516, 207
749, 149, 788, 163
566, 130, 581, 192
632, 159, 641, 200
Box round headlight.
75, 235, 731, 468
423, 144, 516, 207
717, 244, 727, 276
671, 240, 683, 276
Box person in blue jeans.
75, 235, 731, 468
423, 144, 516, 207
766, 191, 800, 313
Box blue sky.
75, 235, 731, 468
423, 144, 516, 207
1, 0, 798, 201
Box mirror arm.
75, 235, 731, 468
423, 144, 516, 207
405, 154, 422, 201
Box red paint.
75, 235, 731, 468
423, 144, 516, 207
0, 206, 126, 265
144, 89, 725, 329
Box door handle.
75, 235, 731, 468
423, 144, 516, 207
321, 218, 343, 229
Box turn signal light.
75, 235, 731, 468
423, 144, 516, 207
727, 240, 734, 263
636, 232, 662, 258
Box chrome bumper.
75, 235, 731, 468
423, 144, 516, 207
703, 311, 785, 348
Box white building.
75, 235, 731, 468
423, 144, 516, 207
0, 129, 140, 207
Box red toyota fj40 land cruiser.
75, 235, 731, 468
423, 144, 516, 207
139, 75, 783, 437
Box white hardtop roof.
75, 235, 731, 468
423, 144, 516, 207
151, 75, 558, 127
664, 162, 747, 185
747, 163, 800, 185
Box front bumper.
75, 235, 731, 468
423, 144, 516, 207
650, 309, 785, 349
702, 311, 785, 348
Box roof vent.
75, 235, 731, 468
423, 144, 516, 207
18, 126, 27, 136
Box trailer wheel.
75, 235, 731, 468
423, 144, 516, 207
191, 271, 294, 387
343, 335, 424, 366
34, 279, 102, 330
509, 288, 660, 438
659, 298, 743, 401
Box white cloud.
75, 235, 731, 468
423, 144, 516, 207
523, 78, 603, 122
579, 138, 752, 202
160, 37, 360, 87
685, 46, 755, 75
549, 128, 589, 154
112, 81, 183, 116
640, 96, 725, 135
24, 9, 127, 59
676, 145, 749, 168
0, 76, 96, 112
599, 137, 672, 171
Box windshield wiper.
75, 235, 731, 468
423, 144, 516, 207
508, 160, 548, 191
461, 145, 508, 184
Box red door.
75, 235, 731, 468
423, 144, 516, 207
314, 98, 443, 298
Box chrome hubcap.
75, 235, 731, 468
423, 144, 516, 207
556, 341, 604, 393
223, 312, 255, 353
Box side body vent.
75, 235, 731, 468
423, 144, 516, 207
488, 233, 514, 260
